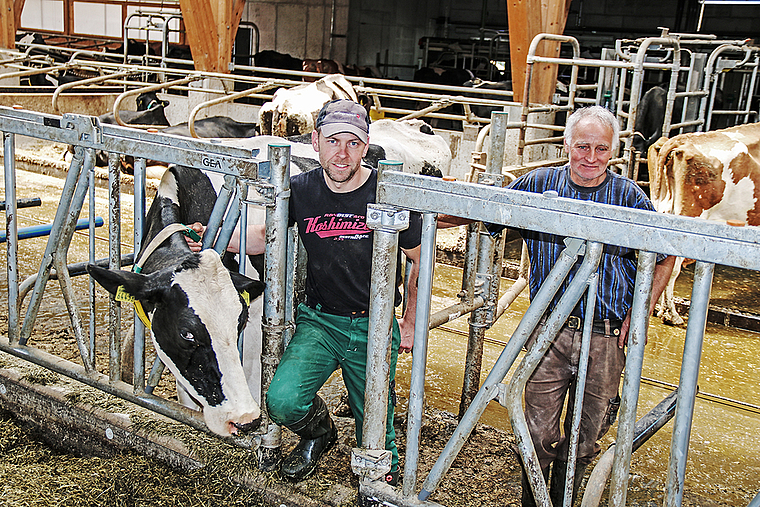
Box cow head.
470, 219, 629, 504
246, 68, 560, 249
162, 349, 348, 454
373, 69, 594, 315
87, 249, 265, 436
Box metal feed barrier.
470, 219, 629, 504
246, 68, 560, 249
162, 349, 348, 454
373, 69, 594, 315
356, 111, 760, 507
0, 105, 296, 450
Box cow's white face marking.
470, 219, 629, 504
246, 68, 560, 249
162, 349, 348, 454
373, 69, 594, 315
700, 141, 757, 222
152, 250, 260, 436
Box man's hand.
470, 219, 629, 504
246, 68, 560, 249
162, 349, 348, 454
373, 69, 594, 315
185, 222, 205, 253
398, 315, 414, 353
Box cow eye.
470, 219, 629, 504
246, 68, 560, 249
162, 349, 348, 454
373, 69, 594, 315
181, 331, 195, 343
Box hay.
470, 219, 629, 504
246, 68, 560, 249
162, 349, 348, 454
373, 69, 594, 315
0, 411, 266, 507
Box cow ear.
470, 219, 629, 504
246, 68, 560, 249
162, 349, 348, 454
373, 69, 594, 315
228, 271, 265, 303
86, 264, 162, 301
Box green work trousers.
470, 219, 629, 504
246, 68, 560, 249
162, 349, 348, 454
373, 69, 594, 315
266, 303, 401, 470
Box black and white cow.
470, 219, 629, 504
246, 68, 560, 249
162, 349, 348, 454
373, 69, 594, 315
160, 116, 259, 139
87, 165, 264, 436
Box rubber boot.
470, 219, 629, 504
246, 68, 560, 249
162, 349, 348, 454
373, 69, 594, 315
521, 466, 550, 507
281, 396, 338, 481
549, 460, 588, 507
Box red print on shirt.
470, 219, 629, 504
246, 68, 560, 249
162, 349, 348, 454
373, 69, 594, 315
303, 214, 370, 239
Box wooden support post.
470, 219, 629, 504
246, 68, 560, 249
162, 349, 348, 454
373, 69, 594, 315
508, 0, 572, 105
178, 0, 245, 73
0, 0, 24, 50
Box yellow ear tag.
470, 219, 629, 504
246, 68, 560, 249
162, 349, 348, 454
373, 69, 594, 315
241, 290, 251, 306
115, 286, 151, 329
115, 285, 135, 302
133, 301, 152, 330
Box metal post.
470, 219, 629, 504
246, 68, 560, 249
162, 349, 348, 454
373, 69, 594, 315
609, 251, 658, 506
665, 261, 714, 507
88, 160, 96, 368
402, 212, 437, 497
19, 146, 86, 344
4, 132, 18, 344
356, 203, 410, 482
507, 241, 603, 506
132, 156, 147, 392
259, 143, 291, 470
108, 151, 122, 382
563, 272, 598, 507
420, 237, 587, 501
460, 110, 508, 417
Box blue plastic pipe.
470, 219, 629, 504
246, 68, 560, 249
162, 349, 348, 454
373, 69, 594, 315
0, 217, 104, 243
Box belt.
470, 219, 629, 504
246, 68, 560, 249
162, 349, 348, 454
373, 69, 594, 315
565, 315, 621, 336
309, 302, 368, 318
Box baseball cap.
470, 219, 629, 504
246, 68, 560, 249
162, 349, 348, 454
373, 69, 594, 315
315, 99, 369, 143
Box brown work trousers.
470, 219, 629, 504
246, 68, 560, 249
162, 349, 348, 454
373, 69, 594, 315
524, 322, 626, 470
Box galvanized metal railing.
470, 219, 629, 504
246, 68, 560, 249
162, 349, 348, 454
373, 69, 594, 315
0, 106, 294, 447
357, 110, 760, 506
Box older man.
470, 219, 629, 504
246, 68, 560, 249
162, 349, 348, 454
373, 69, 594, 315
507, 106, 675, 506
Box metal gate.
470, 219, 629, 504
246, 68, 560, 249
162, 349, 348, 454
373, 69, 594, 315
357, 111, 760, 507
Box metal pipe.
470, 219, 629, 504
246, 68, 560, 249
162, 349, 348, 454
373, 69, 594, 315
0, 217, 103, 242
186, 81, 277, 138
419, 237, 587, 501
132, 156, 148, 392
108, 151, 122, 381
52, 71, 132, 113
259, 143, 291, 468
609, 251, 659, 506
112, 74, 204, 128
19, 145, 86, 345
4, 132, 19, 344
563, 272, 598, 507
88, 162, 96, 369
506, 242, 603, 506
665, 261, 715, 507
582, 388, 679, 507
363, 203, 407, 461
428, 297, 485, 329
402, 212, 437, 497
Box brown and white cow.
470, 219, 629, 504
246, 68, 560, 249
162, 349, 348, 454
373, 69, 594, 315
648, 122, 760, 324
257, 74, 358, 137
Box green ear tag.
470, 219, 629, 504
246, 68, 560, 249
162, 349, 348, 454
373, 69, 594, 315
115, 285, 135, 302
241, 290, 250, 306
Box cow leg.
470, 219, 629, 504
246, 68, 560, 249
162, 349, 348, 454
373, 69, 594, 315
658, 256, 685, 326
120, 322, 135, 383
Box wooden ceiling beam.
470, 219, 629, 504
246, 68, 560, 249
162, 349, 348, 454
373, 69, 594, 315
178, 0, 244, 73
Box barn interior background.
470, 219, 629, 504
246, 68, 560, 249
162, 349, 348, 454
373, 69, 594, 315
6, 0, 760, 81
1, 0, 760, 506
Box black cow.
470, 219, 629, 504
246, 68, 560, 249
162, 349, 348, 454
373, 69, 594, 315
632, 85, 668, 166
160, 117, 259, 139
89, 91, 170, 167
87, 165, 264, 436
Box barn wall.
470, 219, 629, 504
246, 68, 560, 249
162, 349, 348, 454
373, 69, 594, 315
241, 0, 349, 62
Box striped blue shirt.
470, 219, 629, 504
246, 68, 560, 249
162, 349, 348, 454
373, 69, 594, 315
509, 165, 662, 321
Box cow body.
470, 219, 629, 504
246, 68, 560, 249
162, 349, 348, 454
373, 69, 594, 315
161, 116, 259, 138
258, 74, 358, 137
368, 119, 452, 177
87, 165, 264, 436
648, 122, 760, 323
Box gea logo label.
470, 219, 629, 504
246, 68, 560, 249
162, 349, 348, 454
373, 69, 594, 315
202, 157, 221, 168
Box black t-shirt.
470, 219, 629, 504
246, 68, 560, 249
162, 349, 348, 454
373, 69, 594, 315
289, 167, 422, 314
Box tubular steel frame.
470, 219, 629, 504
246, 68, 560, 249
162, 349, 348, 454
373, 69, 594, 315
357, 109, 760, 507
0, 105, 294, 449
